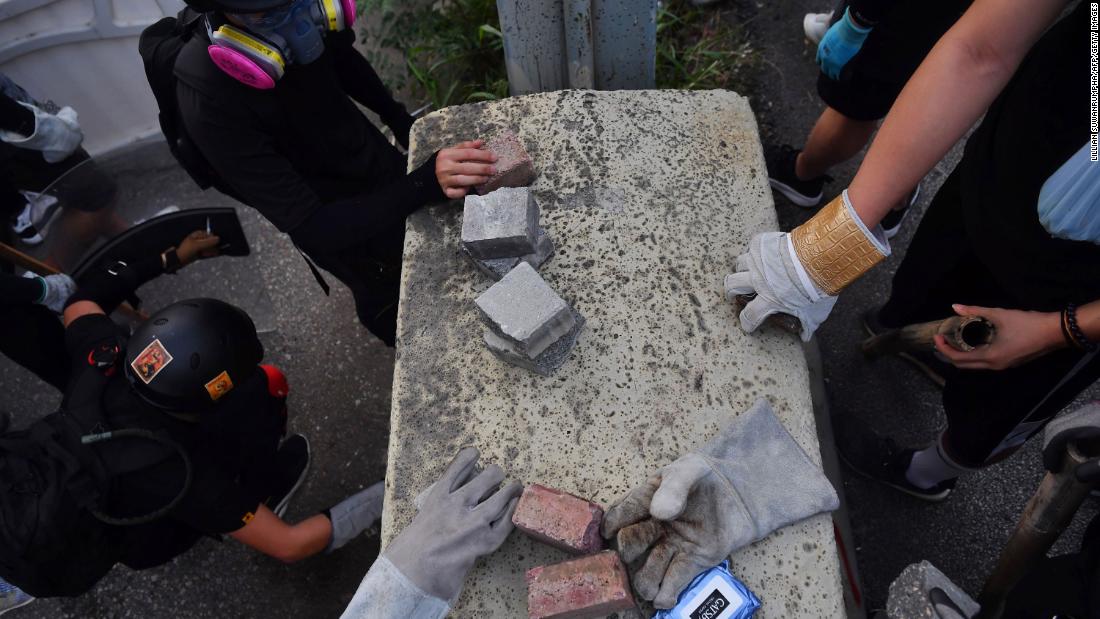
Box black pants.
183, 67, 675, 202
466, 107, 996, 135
879, 169, 1100, 468
305, 221, 405, 347
0, 302, 69, 392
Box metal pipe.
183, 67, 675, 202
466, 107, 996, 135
861, 315, 995, 358
975, 439, 1100, 618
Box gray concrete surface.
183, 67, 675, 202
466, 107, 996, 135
387, 90, 844, 618
723, 0, 1100, 612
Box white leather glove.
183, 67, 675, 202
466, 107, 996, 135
601, 399, 839, 609
384, 447, 521, 606
0, 102, 82, 163
724, 231, 836, 341
25, 272, 76, 313
726, 190, 890, 341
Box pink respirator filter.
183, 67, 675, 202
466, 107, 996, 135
208, 46, 276, 90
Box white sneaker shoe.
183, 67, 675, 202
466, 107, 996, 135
10, 201, 42, 246
803, 11, 833, 45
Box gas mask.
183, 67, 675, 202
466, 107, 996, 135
205, 0, 356, 90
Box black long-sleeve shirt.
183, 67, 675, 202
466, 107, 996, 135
0, 272, 42, 306
174, 25, 443, 256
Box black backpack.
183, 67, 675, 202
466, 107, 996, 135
138, 8, 240, 201
0, 340, 192, 597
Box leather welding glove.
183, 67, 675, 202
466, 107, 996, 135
602, 399, 839, 609
725, 190, 889, 341
25, 272, 76, 313
816, 7, 872, 79
326, 481, 385, 553
0, 101, 82, 163
340, 447, 521, 619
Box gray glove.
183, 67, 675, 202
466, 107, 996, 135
384, 447, 522, 605
601, 399, 839, 609
0, 102, 82, 163
724, 231, 837, 342
25, 272, 75, 313
326, 480, 385, 553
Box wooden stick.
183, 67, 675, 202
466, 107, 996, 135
861, 315, 995, 358
0, 242, 148, 322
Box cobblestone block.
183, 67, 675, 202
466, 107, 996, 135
526, 551, 636, 619
475, 262, 576, 358
462, 187, 539, 259
512, 484, 604, 554
476, 130, 536, 195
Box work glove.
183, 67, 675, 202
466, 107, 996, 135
24, 272, 76, 313
340, 448, 522, 619
326, 480, 385, 552
725, 190, 889, 341
0, 101, 82, 162
815, 7, 872, 80
601, 399, 839, 609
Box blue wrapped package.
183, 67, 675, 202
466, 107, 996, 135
654, 561, 761, 619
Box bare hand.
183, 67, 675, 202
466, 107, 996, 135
436, 139, 497, 200
176, 230, 221, 267
933, 304, 1065, 371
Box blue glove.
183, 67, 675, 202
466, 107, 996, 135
815, 7, 872, 80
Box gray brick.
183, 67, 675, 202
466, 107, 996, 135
475, 262, 576, 358
461, 187, 538, 259
483, 311, 585, 376
466, 226, 555, 281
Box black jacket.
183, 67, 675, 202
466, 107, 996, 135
174, 25, 443, 256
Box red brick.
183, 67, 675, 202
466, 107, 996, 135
512, 484, 604, 554
476, 131, 536, 195
526, 551, 636, 619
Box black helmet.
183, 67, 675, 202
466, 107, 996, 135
184, 0, 292, 13
125, 298, 264, 411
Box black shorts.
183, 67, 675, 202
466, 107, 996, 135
879, 169, 1100, 468
0, 145, 117, 213
817, 0, 970, 121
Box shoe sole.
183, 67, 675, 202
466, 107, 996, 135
272, 435, 312, 518
837, 447, 952, 502
768, 177, 822, 208
861, 315, 946, 388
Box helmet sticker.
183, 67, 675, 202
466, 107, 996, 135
205, 370, 235, 401
130, 338, 174, 385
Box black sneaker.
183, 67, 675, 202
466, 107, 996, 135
835, 418, 956, 502
267, 434, 311, 518
881, 183, 921, 239
765, 145, 831, 208
10, 201, 43, 246
862, 308, 956, 388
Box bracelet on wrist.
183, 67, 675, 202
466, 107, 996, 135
161, 248, 182, 274
1065, 303, 1098, 352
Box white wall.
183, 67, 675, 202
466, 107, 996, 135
0, 0, 185, 155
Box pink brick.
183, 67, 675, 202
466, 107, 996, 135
512, 484, 604, 554
476, 131, 536, 195
526, 551, 636, 619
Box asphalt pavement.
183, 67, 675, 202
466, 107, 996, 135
1, 3, 1097, 617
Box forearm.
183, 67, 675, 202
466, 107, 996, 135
277, 513, 333, 562
290, 153, 442, 253
846, 0, 1065, 226
230, 509, 333, 564
335, 38, 408, 122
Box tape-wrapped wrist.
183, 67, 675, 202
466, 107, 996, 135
790, 190, 889, 295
